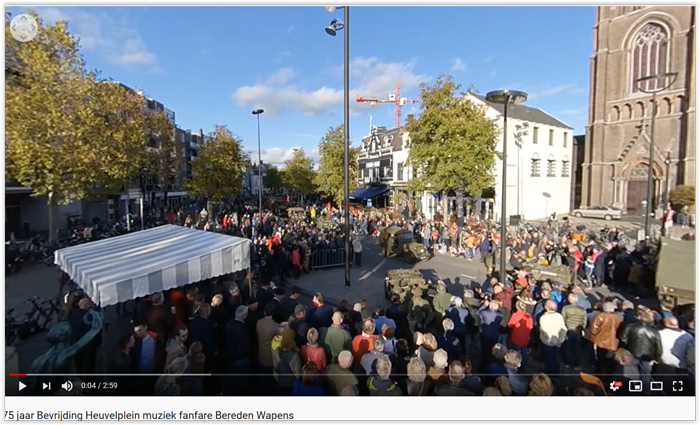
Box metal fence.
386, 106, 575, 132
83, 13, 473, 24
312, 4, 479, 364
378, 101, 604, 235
309, 248, 354, 270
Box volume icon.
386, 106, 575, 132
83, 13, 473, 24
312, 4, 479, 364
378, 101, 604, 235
61, 381, 73, 392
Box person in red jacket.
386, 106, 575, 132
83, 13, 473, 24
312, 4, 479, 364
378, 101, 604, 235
351, 318, 376, 366
493, 282, 514, 312
300, 328, 326, 372
507, 300, 533, 367
168, 289, 187, 326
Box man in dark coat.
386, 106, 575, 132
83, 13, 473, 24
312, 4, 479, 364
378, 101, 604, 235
189, 303, 218, 372
224, 305, 252, 396
307, 292, 334, 329
280, 286, 301, 321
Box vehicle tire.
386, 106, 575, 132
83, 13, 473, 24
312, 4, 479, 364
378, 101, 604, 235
574, 212, 583, 218
604, 215, 612, 221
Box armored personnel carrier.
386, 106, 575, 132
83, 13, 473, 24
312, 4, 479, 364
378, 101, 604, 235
384, 269, 429, 302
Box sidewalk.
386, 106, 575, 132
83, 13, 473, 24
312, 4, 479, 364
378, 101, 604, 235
291, 265, 390, 309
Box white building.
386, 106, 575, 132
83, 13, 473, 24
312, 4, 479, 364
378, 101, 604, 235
469, 93, 574, 221
246, 162, 270, 196
361, 99, 573, 222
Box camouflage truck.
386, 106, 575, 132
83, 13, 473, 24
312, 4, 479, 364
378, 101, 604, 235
656, 237, 695, 307
384, 269, 429, 302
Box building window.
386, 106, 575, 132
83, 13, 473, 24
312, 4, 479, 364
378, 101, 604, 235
533, 127, 539, 144
549, 129, 554, 146
531, 158, 541, 177
562, 160, 570, 177
547, 159, 556, 177
397, 162, 404, 181
563, 132, 568, 148
631, 23, 669, 93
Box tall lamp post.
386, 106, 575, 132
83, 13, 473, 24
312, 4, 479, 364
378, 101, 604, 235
252, 109, 265, 214
662, 151, 672, 237
485, 89, 528, 282
634, 72, 677, 239
325, 6, 351, 288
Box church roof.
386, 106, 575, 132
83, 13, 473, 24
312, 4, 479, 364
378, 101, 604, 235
471, 94, 573, 130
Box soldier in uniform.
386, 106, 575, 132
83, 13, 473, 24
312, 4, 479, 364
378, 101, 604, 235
406, 288, 434, 333
432, 281, 452, 319
385, 234, 395, 257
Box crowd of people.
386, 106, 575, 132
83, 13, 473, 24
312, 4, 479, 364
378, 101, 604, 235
80, 266, 693, 397
58, 197, 695, 397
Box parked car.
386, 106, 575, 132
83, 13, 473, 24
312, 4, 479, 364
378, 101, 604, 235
570, 205, 623, 221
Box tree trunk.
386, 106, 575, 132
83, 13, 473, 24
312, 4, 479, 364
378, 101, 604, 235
456, 185, 465, 228
48, 191, 57, 242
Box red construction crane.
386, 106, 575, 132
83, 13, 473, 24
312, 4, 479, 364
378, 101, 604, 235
356, 82, 422, 128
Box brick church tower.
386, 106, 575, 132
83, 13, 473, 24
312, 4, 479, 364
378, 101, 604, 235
582, 6, 695, 213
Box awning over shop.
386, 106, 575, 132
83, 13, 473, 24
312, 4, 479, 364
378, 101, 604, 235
349, 186, 389, 200
55, 225, 251, 307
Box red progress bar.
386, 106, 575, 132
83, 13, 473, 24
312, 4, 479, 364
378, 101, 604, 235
9, 374, 26, 376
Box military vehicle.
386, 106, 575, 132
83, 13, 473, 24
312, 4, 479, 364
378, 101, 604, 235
378, 226, 428, 263
656, 237, 695, 307
285, 207, 306, 220
266, 196, 289, 214
315, 216, 340, 232
526, 261, 574, 286
384, 269, 429, 301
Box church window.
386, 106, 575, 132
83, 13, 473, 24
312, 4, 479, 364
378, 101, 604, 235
630, 23, 669, 93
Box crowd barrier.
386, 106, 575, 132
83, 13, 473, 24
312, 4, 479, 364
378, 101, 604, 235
309, 248, 353, 270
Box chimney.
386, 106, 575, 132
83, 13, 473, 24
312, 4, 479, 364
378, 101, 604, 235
406, 114, 414, 124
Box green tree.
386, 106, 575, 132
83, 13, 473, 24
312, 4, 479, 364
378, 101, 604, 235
670, 185, 695, 209
314, 125, 359, 206
405, 74, 499, 225
263, 165, 284, 191
5, 10, 151, 240
283, 148, 316, 194
184, 126, 249, 199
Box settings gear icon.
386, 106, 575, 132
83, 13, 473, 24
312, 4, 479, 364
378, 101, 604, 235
609, 381, 622, 391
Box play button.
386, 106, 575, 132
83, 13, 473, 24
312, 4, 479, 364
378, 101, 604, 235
19, 381, 26, 391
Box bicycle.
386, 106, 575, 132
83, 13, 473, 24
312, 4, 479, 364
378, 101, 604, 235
28, 296, 63, 330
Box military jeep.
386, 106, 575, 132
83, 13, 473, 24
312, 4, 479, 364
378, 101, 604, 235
315, 216, 340, 232
526, 262, 574, 286
384, 269, 429, 301
378, 226, 428, 264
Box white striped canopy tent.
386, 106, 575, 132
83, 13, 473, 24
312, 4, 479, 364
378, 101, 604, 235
55, 225, 251, 307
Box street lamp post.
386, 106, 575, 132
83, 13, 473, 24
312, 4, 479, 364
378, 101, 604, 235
662, 151, 672, 237
485, 89, 528, 282
252, 109, 265, 214
634, 72, 677, 239
325, 6, 351, 288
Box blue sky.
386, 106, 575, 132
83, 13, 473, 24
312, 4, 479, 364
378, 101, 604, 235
13, 6, 595, 165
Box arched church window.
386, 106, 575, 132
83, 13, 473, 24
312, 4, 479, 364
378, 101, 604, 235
630, 23, 669, 93
629, 163, 650, 180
